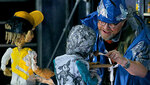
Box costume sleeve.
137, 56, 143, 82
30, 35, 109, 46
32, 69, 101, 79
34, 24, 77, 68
29, 50, 38, 71
76, 60, 98, 85
29, 51, 54, 79
133, 41, 150, 71
1, 48, 12, 71
80, 11, 99, 32
144, 71, 150, 81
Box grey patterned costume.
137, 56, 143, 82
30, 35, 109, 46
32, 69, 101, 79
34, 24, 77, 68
54, 25, 99, 85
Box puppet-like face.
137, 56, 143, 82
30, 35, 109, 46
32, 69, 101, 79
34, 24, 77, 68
5, 10, 44, 49
14, 31, 34, 49
5, 23, 34, 49
4, 16, 33, 45
15, 34, 26, 49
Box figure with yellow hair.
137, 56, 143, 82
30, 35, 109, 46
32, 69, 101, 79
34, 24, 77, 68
0, 10, 55, 85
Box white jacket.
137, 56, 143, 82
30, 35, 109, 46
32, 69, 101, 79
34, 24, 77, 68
1, 47, 37, 85
54, 54, 89, 85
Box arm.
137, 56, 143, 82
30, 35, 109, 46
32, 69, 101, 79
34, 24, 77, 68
106, 50, 147, 78
29, 51, 54, 79
1, 48, 12, 71
144, 71, 150, 80
35, 76, 55, 85
122, 59, 147, 78
34, 67, 55, 79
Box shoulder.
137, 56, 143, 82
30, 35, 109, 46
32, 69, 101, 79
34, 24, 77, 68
28, 50, 37, 55
144, 26, 150, 41
6, 47, 13, 52
80, 11, 98, 31
24, 47, 33, 51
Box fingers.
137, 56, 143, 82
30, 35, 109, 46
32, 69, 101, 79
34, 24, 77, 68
105, 50, 127, 65
105, 50, 121, 63
3, 68, 12, 76
106, 50, 116, 58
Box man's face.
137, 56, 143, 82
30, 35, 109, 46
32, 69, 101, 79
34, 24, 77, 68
97, 20, 126, 40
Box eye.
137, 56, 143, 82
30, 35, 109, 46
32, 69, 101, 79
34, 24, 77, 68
109, 24, 115, 28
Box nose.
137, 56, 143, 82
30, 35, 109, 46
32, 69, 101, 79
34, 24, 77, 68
103, 23, 110, 30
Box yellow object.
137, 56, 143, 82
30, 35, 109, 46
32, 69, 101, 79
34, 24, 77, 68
147, 2, 150, 13
29, 10, 44, 28
136, 3, 139, 12
11, 47, 33, 80
14, 10, 44, 29
14, 11, 34, 26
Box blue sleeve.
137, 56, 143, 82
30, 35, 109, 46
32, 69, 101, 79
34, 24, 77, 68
144, 71, 150, 80
80, 11, 98, 33
76, 60, 98, 85
134, 41, 150, 70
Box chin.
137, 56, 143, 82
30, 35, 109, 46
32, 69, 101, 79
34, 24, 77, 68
102, 36, 110, 40
99, 31, 114, 40
101, 35, 114, 40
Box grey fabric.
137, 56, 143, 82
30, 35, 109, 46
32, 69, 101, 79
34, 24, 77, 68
66, 25, 96, 58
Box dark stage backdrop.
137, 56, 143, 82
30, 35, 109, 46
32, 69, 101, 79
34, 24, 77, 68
0, 0, 136, 85
41, 0, 136, 69
40, 0, 136, 85
41, 0, 88, 68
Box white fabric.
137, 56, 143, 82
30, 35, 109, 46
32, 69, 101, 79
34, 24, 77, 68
29, 51, 38, 71
0, 48, 37, 85
105, 50, 118, 85
11, 73, 35, 85
1, 48, 12, 71
54, 54, 88, 85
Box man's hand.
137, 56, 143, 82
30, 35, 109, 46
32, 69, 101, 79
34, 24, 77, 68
106, 50, 127, 66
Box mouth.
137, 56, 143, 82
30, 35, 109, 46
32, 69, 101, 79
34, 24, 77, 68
102, 30, 111, 35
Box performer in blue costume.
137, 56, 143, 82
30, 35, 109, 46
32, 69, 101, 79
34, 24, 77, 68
81, 0, 150, 85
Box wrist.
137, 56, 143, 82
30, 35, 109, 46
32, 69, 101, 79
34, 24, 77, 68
120, 58, 127, 66
1, 64, 6, 71
122, 58, 130, 69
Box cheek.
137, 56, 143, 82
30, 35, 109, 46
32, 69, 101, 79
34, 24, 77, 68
97, 23, 102, 31
111, 27, 121, 34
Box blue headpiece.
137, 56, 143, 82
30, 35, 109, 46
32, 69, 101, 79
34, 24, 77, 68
97, 0, 128, 24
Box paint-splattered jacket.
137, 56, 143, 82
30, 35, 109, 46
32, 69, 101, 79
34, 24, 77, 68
81, 11, 150, 85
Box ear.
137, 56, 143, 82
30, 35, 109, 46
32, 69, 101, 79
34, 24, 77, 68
25, 30, 34, 42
